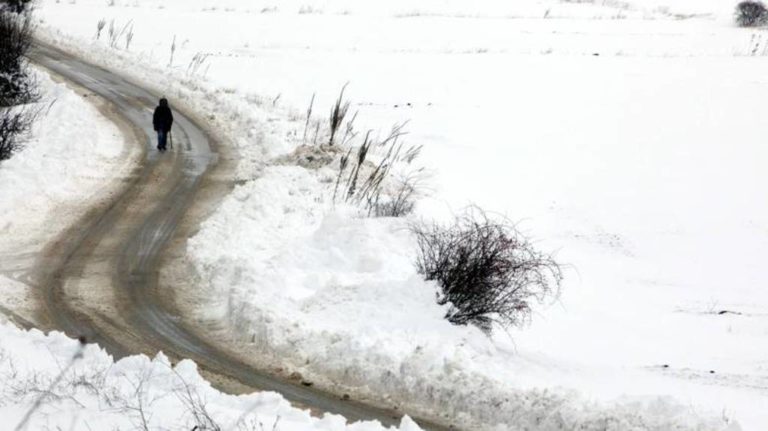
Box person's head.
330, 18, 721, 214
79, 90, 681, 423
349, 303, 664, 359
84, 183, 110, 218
159, 97, 169, 107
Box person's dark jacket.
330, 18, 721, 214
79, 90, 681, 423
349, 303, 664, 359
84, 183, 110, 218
153, 98, 174, 132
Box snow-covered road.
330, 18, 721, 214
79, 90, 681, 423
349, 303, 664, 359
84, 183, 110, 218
26, 43, 442, 430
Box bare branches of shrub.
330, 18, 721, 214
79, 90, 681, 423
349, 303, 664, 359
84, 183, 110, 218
412, 208, 563, 334
169, 366, 221, 431
0, 0, 33, 14
0, 9, 37, 106
736, 1, 767, 27
372, 168, 428, 217
13, 337, 88, 431
0, 7, 38, 161
3, 337, 303, 430
0, 106, 36, 161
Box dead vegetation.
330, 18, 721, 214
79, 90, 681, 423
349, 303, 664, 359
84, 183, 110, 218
280, 85, 428, 217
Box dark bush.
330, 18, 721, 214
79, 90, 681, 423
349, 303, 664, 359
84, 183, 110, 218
0, 3, 36, 161
0, 107, 34, 160
413, 208, 563, 334
735, 1, 767, 27
0, 0, 33, 14
0, 68, 37, 107
0, 9, 37, 106
328, 83, 350, 146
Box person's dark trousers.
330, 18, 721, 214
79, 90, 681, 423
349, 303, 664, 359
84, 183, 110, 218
157, 130, 168, 151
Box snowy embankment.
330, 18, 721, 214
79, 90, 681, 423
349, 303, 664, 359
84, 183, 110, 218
0, 62, 417, 431
31, 0, 768, 429
0, 70, 137, 323
0, 323, 421, 430
185, 166, 737, 431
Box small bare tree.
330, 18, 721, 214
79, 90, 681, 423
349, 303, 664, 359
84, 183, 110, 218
412, 208, 563, 334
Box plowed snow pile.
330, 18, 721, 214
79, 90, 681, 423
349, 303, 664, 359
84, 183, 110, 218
0, 70, 136, 323
0, 323, 422, 430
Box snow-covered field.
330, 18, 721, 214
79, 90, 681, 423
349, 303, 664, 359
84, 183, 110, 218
0, 70, 137, 323
24, 0, 768, 429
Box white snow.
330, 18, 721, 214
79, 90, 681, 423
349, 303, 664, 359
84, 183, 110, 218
0, 323, 421, 430
0, 57, 418, 431
0, 70, 137, 322
22, 0, 768, 429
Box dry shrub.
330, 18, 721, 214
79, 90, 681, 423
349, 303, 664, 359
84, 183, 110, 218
333, 122, 426, 217
0, 9, 37, 106
0, 107, 35, 161
0, 0, 33, 14
736, 1, 767, 26
412, 208, 562, 334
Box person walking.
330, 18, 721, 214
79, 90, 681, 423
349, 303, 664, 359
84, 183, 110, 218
152, 97, 174, 152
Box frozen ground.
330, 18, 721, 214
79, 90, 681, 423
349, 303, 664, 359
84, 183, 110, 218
29, 0, 768, 429
0, 70, 138, 324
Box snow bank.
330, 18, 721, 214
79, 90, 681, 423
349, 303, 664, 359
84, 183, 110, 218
187, 166, 737, 431
0, 69, 136, 320
0, 323, 421, 430
0, 71, 128, 235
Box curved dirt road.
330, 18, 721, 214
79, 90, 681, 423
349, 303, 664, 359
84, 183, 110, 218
28, 44, 449, 430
